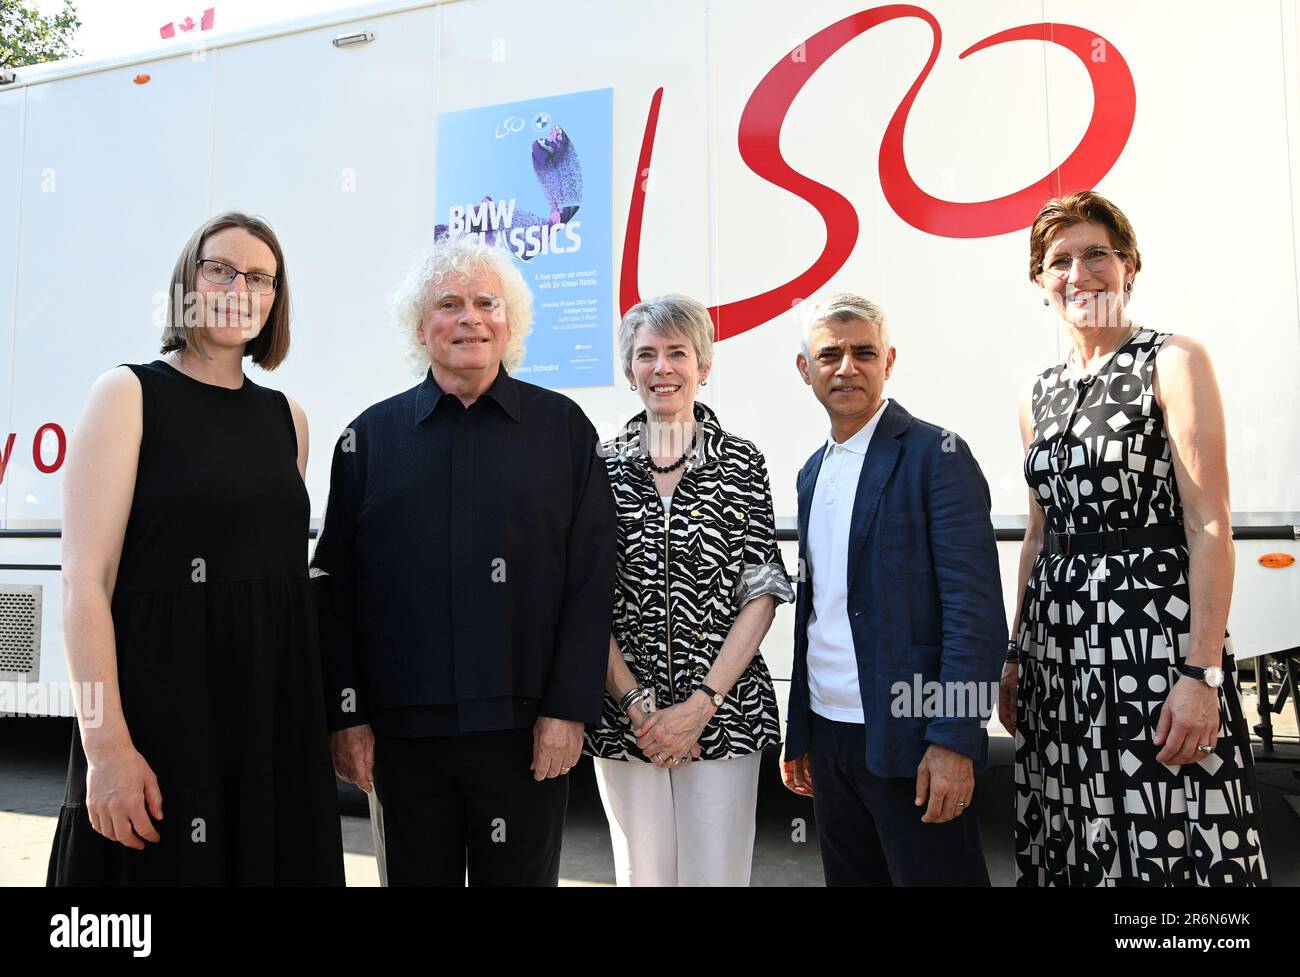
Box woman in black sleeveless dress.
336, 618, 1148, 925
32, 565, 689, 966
47, 212, 344, 885
1001, 192, 1267, 886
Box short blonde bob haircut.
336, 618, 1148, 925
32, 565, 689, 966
161, 211, 291, 369
617, 294, 715, 379
390, 238, 534, 374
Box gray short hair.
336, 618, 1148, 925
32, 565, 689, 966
617, 294, 715, 378
799, 292, 891, 356
390, 238, 533, 374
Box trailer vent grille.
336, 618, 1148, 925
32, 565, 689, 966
0, 586, 42, 680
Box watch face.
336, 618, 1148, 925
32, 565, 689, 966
1205, 666, 1225, 688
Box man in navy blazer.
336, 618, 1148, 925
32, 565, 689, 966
781, 293, 1005, 886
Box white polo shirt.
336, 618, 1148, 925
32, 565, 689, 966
806, 398, 889, 723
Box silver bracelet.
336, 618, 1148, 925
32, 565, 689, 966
618, 687, 645, 713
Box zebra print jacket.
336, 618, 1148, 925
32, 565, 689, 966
583, 402, 795, 762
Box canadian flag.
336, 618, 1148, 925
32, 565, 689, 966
160, 8, 215, 39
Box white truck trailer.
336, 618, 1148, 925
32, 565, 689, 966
2, 0, 1298, 732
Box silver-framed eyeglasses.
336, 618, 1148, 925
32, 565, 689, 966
196, 258, 278, 294
1041, 246, 1125, 280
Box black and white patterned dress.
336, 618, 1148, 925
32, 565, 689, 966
1014, 328, 1268, 886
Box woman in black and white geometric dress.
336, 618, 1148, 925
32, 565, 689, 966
1000, 191, 1268, 886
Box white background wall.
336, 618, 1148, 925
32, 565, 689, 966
3, 0, 1299, 707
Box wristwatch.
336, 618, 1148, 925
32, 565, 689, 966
1178, 663, 1225, 688
700, 683, 724, 708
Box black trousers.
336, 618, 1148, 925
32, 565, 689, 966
808, 711, 990, 887
372, 728, 568, 886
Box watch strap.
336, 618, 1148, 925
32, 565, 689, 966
1178, 663, 1223, 686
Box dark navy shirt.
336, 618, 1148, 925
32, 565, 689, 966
310, 365, 616, 736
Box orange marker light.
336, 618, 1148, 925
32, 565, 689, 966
1258, 553, 1295, 568
133, 74, 151, 85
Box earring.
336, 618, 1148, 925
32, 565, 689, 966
1043, 296, 1050, 306
700, 380, 707, 387
1124, 280, 1132, 293
630, 383, 637, 391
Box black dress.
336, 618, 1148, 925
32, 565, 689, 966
1014, 329, 1268, 886
47, 361, 345, 886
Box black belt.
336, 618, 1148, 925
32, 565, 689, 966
1044, 524, 1186, 557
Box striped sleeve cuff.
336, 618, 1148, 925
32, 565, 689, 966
733, 560, 795, 608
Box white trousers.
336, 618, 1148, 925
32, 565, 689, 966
592, 752, 763, 886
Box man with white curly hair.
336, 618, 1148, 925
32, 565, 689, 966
310, 238, 616, 886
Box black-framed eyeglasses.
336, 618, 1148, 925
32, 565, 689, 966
196, 258, 278, 294
1041, 246, 1125, 280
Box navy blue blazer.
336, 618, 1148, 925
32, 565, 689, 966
785, 399, 1006, 778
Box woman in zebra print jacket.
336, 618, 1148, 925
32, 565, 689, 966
583, 294, 795, 886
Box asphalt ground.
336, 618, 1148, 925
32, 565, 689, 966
2, 711, 1295, 886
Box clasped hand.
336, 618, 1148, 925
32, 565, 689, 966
633, 696, 707, 767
